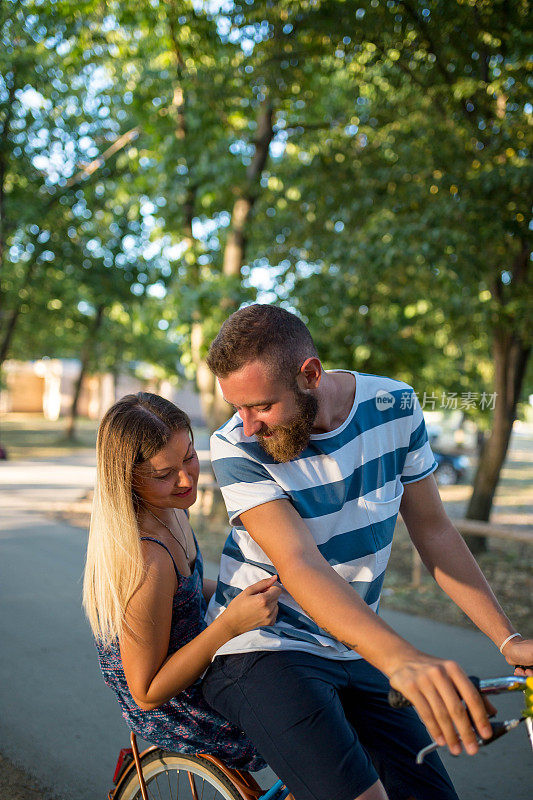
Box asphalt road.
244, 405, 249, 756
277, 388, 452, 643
0, 456, 530, 800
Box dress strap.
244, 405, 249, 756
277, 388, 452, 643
140, 536, 182, 581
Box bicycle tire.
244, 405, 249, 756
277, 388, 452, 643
113, 749, 244, 800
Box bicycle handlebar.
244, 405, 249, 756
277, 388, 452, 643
388, 675, 531, 762
388, 675, 528, 708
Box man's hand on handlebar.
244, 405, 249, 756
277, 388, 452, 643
389, 654, 494, 757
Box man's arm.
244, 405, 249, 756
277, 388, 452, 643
400, 474, 533, 672
240, 499, 493, 756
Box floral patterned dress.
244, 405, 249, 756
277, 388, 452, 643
96, 535, 265, 771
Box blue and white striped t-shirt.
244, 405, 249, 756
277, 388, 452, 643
206, 371, 437, 660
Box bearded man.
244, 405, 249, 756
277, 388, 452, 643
202, 304, 532, 800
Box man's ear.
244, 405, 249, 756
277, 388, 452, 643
297, 357, 322, 390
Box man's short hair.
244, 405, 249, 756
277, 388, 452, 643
206, 304, 319, 384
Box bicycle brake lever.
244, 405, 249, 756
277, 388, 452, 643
415, 718, 524, 764
415, 741, 440, 765
476, 717, 524, 745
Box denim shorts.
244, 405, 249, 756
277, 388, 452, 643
202, 650, 459, 800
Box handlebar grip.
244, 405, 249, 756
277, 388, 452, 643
388, 675, 482, 709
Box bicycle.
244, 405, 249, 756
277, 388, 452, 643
108, 731, 291, 800
107, 674, 532, 800
388, 674, 533, 765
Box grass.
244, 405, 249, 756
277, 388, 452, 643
381, 518, 533, 636
0, 413, 97, 458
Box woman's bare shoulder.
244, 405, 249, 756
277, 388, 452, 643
137, 536, 178, 587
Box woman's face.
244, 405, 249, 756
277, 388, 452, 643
133, 429, 199, 510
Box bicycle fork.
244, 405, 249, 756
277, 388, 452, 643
526, 717, 533, 750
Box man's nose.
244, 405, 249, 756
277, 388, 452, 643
240, 409, 262, 437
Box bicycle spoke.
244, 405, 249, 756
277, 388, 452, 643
153, 774, 164, 800
165, 767, 173, 800
121, 756, 241, 800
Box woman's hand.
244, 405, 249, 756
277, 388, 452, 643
222, 575, 281, 638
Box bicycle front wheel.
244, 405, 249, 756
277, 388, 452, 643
113, 749, 244, 800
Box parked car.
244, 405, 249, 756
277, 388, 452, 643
433, 451, 470, 485
426, 425, 442, 447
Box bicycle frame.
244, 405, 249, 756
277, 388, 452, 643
112, 675, 532, 799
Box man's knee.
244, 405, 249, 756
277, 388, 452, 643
354, 780, 389, 800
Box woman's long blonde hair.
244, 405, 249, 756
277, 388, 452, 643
83, 392, 193, 647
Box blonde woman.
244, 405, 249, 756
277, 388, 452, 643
83, 392, 279, 769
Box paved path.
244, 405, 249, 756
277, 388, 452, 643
0, 456, 530, 799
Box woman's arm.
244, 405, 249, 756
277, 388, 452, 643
120, 543, 279, 711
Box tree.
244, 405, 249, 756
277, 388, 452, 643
0, 0, 137, 366
4, 1, 530, 531
226, 0, 531, 542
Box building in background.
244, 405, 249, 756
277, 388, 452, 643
0, 359, 204, 426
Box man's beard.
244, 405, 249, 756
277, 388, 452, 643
256, 389, 319, 462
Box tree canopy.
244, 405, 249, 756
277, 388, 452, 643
1, 0, 531, 518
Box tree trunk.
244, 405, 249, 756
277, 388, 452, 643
196, 100, 275, 433
111, 363, 120, 403
165, 12, 274, 432
222, 100, 274, 278
464, 333, 530, 552
0, 305, 22, 365
66, 304, 105, 440
0, 152, 6, 299
0, 244, 42, 366
165, 11, 224, 431
0, 74, 16, 312
464, 244, 531, 553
